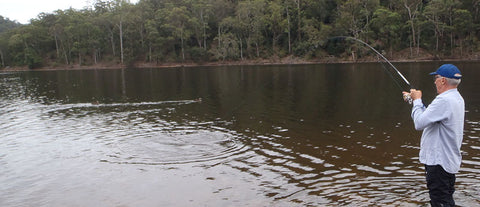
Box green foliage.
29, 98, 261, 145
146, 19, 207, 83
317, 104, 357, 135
0, 16, 22, 33
369, 7, 402, 55
0, 0, 480, 68
24, 47, 43, 69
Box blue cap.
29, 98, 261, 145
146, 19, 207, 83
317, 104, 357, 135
429, 64, 462, 79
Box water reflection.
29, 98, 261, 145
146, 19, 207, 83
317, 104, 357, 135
1, 63, 480, 206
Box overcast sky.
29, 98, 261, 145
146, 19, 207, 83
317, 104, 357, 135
0, 0, 138, 24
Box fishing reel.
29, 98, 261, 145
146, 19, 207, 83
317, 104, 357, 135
403, 93, 413, 104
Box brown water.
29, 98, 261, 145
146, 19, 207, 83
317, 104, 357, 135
1, 62, 479, 206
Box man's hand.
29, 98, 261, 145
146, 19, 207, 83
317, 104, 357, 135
409, 89, 422, 100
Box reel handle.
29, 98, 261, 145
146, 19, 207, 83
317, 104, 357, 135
403, 87, 415, 104
403, 93, 413, 104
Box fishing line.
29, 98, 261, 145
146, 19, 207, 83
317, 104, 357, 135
329, 36, 413, 103
377, 56, 404, 92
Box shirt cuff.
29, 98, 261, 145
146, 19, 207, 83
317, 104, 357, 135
413, 99, 423, 107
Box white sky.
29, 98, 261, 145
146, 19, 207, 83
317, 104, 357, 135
0, 0, 138, 24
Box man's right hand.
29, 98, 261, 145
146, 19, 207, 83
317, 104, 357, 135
409, 89, 422, 100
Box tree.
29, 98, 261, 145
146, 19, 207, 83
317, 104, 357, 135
216, 16, 242, 60
160, 4, 192, 61
8, 25, 47, 68
0, 16, 22, 33
1, 0, 480, 67
0, 33, 8, 67
402, 0, 423, 55
266, 0, 287, 53
335, 0, 379, 60
452, 9, 474, 56
336, 0, 379, 39
423, 0, 461, 53
370, 8, 402, 57
236, 0, 266, 58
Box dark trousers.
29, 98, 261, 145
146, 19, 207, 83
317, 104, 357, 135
425, 165, 456, 207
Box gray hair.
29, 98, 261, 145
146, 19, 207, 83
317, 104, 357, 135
446, 77, 461, 86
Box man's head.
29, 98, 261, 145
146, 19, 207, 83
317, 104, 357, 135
430, 64, 462, 94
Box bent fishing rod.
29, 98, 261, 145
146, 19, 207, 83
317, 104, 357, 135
330, 36, 414, 104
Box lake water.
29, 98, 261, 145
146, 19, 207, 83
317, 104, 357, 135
1, 62, 479, 206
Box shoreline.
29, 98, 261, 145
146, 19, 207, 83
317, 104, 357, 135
2, 56, 479, 72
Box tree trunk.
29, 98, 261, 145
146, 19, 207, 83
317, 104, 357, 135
63, 48, 69, 65
0, 49, 4, 67
149, 45, 152, 62
218, 26, 221, 48
93, 49, 98, 64
408, 13, 416, 49
404, 1, 421, 56
460, 38, 463, 57
140, 24, 145, 49
23, 41, 28, 64
54, 34, 60, 59
296, 0, 301, 42
286, 6, 291, 54
181, 28, 185, 61
272, 31, 276, 52
201, 10, 207, 50
203, 24, 207, 50
110, 29, 116, 57
434, 21, 440, 52
119, 20, 124, 64
239, 37, 243, 60
417, 25, 421, 55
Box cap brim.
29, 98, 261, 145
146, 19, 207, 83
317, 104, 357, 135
429, 72, 438, 75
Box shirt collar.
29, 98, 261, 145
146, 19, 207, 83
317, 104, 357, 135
439, 88, 458, 97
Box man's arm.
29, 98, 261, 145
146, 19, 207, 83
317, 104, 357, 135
412, 96, 449, 130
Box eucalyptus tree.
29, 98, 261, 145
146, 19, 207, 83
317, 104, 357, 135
92, 0, 135, 64
122, 2, 146, 64
210, 0, 236, 60
136, 0, 157, 62
8, 23, 49, 68
266, 0, 288, 53
293, 0, 335, 57
423, 0, 461, 53
0, 15, 21, 66
0, 15, 21, 68
62, 9, 98, 66
144, 19, 163, 62
216, 16, 241, 60
111, 0, 129, 64
236, 0, 266, 58
297, 17, 332, 58
335, 0, 379, 60
370, 8, 402, 57
186, 0, 213, 50
335, 0, 379, 39
94, 0, 118, 59
159, 4, 192, 61
0, 33, 8, 67
452, 9, 474, 56
400, 0, 423, 55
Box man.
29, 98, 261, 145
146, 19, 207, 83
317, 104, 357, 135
403, 64, 464, 206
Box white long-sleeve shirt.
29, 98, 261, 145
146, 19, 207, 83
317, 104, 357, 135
411, 88, 465, 174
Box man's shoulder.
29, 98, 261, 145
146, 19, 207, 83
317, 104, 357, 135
438, 89, 462, 99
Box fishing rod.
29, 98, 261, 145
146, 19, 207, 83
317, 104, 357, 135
330, 36, 413, 104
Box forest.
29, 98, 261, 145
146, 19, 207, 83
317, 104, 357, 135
0, 0, 479, 69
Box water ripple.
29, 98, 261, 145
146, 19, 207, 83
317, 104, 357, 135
2, 67, 480, 206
